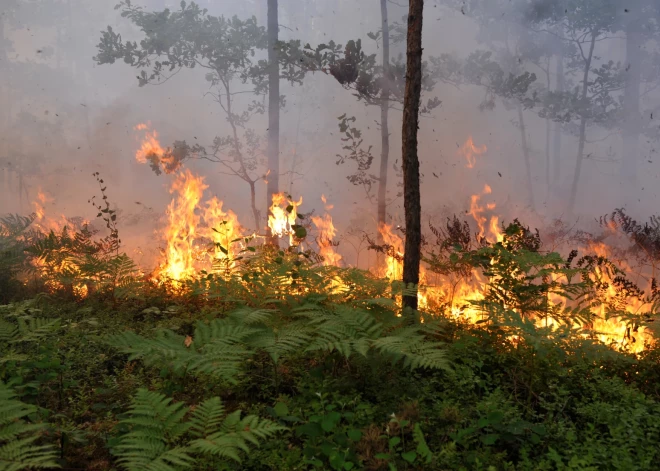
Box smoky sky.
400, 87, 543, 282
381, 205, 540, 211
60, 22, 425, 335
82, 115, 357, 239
1, 0, 658, 267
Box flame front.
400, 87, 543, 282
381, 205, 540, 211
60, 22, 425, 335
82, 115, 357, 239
124, 123, 654, 352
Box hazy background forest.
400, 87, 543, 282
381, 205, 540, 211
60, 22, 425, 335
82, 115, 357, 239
4, 2, 660, 470
2, 0, 657, 270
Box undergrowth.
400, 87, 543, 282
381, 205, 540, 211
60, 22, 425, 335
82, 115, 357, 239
0, 202, 659, 470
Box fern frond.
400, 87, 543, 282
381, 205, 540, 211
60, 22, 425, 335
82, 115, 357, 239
413, 423, 433, 464
14, 318, 60, 343
189, 411, 284, 463
227, 307, 275, 325
247, 325, 312, 364
113, 389, 193, 471
0, 382, 58, 470
372, 327, 451, 371
189, 397, 225, 439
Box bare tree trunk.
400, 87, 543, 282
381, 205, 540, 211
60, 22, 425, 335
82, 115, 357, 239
517, 104, 535, 210
266, 0, 280, 242
552, 27, 565, 187
401, 0, 424, 312
377, 0, 390, 238
621, 15, 642, 188
249, 180, 260, 233
568, 32, 596, 213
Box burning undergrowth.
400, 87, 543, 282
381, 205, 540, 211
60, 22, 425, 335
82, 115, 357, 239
0, 126, 658, 357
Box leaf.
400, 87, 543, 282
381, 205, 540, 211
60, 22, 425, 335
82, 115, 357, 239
273, 402, 289, 418
480, 433, 499, 445
347, 429, 362, 441
401, 451, 417, 463
184, 336, 193, 348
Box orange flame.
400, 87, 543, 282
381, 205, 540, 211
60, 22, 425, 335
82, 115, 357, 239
268, 193, 303, 245
156, 169, 207, 283
311, 195, 342, 266
458, 136, 487, 168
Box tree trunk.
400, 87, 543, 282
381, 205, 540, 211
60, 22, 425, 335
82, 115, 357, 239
377, 0, 390, 238
544, 63, 551, 190
568, 32, 596, 213
401, 0, 424, 312
552, 27, 565, 187
621, 16, 642, 187
250, 180, 260, 232
517, 103, 535, 210
266, 0, 280, 242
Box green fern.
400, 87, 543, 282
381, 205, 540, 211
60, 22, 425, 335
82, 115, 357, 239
0, 382, 58, 471
113, 389, 285, 470
413, 423, 433, 464
113, 389, 193, 471
188, 398, 285, 462
372, 325, 451, 371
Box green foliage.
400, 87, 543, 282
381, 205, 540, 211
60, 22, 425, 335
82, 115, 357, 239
0, 214, 35, 303
0, 381, 58, 471
112, 388, 284, 470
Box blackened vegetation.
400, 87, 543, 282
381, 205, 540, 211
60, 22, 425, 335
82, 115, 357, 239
601, 208, 660, 263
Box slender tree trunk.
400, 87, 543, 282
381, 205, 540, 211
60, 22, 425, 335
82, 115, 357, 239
621, 16, 642, 187
377, 0, 390, 238
224, 80, 261, 231
249, 180, 260, 233
517, 104, 535, 210
544, 65, 551, 190
552, 28, 565, 187
266, 0, 280, 242
568, 32, 596, 213
401, 0, 424, 312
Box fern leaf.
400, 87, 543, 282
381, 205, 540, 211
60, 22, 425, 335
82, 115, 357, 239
413, 423, 433, 464
0, 382, 58, 470
113, 389, 194, 471
189, 397, 225, 439
189, 412, 284, 463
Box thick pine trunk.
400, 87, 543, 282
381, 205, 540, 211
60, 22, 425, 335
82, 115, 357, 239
401, 0, 424, 312
621, 17, 642, 188
266, 0, 280, 242
377, 0, 390, 238
568, 33, 596, 213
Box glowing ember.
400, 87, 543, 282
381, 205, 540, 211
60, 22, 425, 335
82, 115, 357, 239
458, 136, 487, 168
311, 195, 342, 266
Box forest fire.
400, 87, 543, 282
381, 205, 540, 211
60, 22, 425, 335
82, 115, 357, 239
106, 123, 658, 352
29, 189, 90, 299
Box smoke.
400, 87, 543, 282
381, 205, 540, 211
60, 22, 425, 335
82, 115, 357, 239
0, 0, 658, 267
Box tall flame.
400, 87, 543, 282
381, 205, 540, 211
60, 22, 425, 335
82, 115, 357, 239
268, 193, 303, 245
156, 169, 207, 283
311, 195, 342, 266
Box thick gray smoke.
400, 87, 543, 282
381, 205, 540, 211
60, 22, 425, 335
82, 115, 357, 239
1, 0, 658, 267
